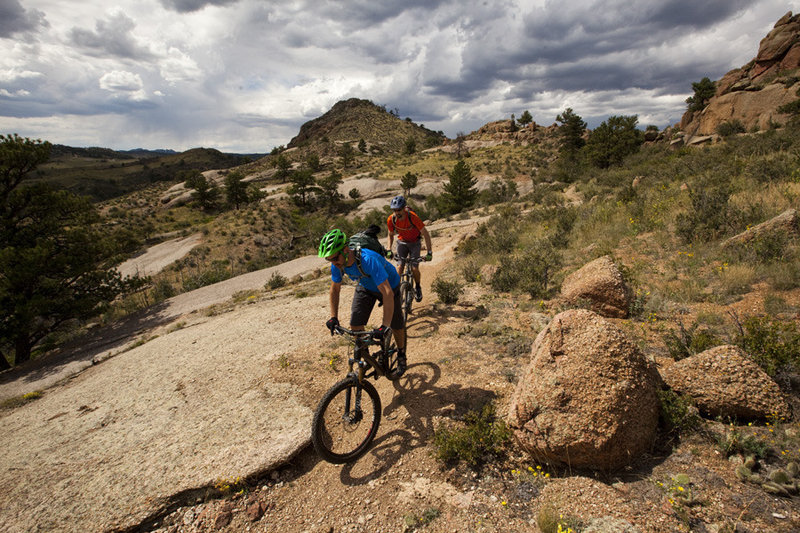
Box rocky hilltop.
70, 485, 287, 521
286, 97, 444, 155
681, 11, 800, 136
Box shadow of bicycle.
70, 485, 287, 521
404, 304, 490, 340
338, 360, 497, 485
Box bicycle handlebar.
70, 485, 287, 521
332, 325, 375, 339
395, 256, 428, 265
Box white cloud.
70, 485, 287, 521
99, 70, 148, 101
159, 47, 202, 83
0, 68, 44, 83
0, 89, 31, 97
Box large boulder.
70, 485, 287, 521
560, 256, 630, 318
660, 345, 791, 420
681, 12, 800, 136
507, 309, 661, 471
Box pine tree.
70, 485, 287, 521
1, 134, 130, 367
556, 108, 587, 156
518, 110, 533, 126
686, 77, 716, 113
441, 160, 477, 215
225, 171, 249, 210
401, 172, 418, 197
585, 115, 643, 169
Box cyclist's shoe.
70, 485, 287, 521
395, 349, 407, 377
415, 285, 422, 302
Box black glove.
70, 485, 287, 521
386, 250, 393, 259
372, 325, 392, 343
326, 317, 339, 335
425, 251, 432, 261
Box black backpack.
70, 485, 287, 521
348, 224, 388, 278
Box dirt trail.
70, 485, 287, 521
0, 217, 479, 533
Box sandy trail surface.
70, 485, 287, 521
117, 233, 204, 279
0, 217, 478, 532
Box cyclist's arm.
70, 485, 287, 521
377, 280, 394, 327
420, 226, 432, 254
387, 225, 395, 253
329, 281, 342, 320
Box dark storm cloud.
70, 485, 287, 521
70, 12, 155, 60
0, 0, 47, 38
160, 0, 240, 13
423, 0, 756, 101
311, 0, 449, 28
516, 0, 753, 65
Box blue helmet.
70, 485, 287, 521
390, 195, 406, 210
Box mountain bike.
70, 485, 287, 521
396, 256, 428, 324
311, 325, 402, 463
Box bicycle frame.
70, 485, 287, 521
333, 325, 392, 382
396, 256, 426, 288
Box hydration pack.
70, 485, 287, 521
348, 224, 387, 278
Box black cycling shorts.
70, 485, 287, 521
350, 285, 404, 330
397, 239, 421, 264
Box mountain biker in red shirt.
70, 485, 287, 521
385, 195, 432, 302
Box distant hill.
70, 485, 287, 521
287, 98, 446, 156
33, 146, 257, 202
119, 148, 179, 158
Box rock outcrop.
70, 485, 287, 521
681, 12, 800, 137
723, 208, 799, 249
560, 256, 631, 318
507, 309, 661, 471
660, 345, 791, 420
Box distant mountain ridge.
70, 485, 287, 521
36, 146, 258, 201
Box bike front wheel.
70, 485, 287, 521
399, 280, 413, 322
311, 377, 382, 463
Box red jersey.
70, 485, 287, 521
387, 209, 424, 242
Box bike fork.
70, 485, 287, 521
343, 379, 363, 421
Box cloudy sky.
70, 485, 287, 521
1, 0, 797, 153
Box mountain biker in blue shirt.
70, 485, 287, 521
318, 228, 407, 376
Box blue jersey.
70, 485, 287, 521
330, 248, 400, 292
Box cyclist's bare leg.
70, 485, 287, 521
411, 265, 421, 287
393, 328, 405, 350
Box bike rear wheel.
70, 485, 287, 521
311, 377, 381, 463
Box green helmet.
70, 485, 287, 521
318, 229, 347, 258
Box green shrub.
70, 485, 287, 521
726, 231, 793, 265
716, 119, 745, 138
676, 185, 731, 244
461, 259, 482, 283
403, 507, 441, 531
490, 240, 560, 297
432, 276, 463, 304
537, 505, 584, 533
716, 426, 770, 458
433, 402, 511, 468
744, 154, 795, 183
266, 272, 287, 290
473, 211, 520, 254
182, 265, 232, 291
658, 389, 701, 435
663, 321, 722, 360
151, 278, 176, 301
735, 315, 800, 376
